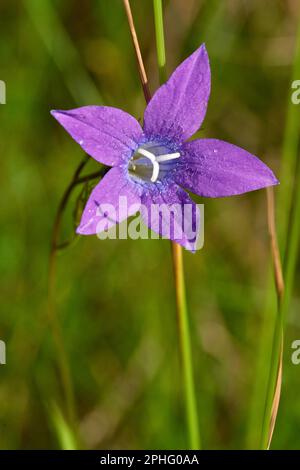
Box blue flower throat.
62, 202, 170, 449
128, 141, 181, 183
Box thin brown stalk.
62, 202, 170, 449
122, 0, 152, 104
266, 187, 284, 301
267, 338, 283, 449
265, 186, 285, 449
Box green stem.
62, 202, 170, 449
153, 0, 201, 449
153, 0, 167, 83
172, 244, 201, 449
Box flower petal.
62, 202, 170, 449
51, 106, 143, 167
173, 139, 279, 197
140, 182, 201, 252
143, 44, 210, 143
77, 167, 141, 235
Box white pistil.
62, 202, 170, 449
136, 148, 181, 183
137, 148, 160, 182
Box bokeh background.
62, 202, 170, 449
0, 0, 300, 450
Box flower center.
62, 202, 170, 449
128, 142, 180, 183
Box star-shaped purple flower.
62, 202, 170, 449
51, 44, 278, 251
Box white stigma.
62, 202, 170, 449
136, 148, 180, 182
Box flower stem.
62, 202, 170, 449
171, 244, 201, 449
152, 0, 201, 450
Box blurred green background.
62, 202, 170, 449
0, 0, 300, 450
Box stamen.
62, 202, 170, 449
155, 152, 181, 163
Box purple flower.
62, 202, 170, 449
51, 44, 278, 251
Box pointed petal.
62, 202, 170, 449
77, 167, 141, 235
173, 139, 279, 197
143, 44, 210, 143
140, 182, 201, 252
51, 106, 143, 167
